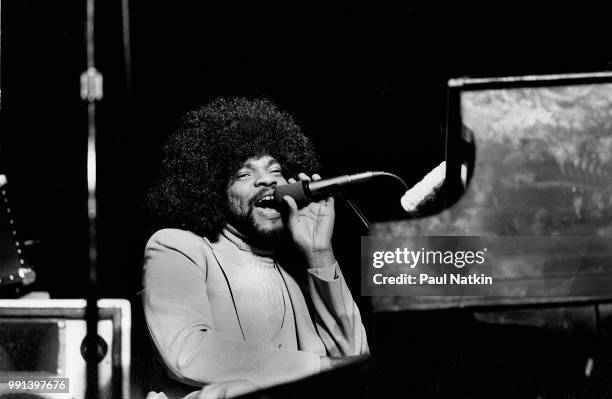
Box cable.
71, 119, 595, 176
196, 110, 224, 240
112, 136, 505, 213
338, 171, 412, 230
372, 171, 409, 190
336, 191, 370, 230
372, 171, 421, 221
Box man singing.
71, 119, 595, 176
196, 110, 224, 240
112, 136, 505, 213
142, 97, 368, 398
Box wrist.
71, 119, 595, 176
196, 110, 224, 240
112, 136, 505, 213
305, 249, 336, 269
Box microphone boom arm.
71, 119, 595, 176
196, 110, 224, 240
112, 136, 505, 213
274, 171, 408, 207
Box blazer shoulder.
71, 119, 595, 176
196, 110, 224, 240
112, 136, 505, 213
145, 228, 214, 261
143, 229, 218, 286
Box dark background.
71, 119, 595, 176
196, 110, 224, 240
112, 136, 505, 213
3, 3, 612, 397
3, 2, 612, 299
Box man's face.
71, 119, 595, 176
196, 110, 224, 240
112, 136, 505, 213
226, 155, 288, 242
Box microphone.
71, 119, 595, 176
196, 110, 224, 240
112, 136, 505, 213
273, 172, 386, 207
399, 161, 469, 213
400, 161, 446, 213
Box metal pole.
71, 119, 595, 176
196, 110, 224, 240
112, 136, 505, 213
80, 0, 103, 397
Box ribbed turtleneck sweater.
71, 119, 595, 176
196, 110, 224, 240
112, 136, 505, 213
217, 225, 298, 349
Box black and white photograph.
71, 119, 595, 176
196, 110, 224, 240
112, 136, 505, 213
1, 3, 612, 398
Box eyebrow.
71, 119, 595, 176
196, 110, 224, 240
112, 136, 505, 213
241, 158, 281, 170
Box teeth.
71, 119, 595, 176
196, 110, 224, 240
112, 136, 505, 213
255, 195, 275, 206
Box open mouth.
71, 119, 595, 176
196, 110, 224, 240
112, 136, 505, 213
254, 194, 280, 212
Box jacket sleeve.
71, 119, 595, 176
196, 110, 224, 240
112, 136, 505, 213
307, 262, 370, 357
141, 229, 321, 388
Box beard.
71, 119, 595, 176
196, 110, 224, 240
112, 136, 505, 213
228, 206, 286, 247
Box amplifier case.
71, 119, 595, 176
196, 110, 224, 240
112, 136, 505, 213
0, 299, 130, 399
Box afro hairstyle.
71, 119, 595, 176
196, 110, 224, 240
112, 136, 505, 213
146, 97, 320, 240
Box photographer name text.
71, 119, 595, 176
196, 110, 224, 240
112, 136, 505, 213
370, 247, 493, 286
372, 273, 492, 285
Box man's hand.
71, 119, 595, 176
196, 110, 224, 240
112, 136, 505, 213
283, 173, 336, 269
320, 355, 368, 371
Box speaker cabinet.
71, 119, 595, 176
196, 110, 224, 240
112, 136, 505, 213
0, 299, 130, 398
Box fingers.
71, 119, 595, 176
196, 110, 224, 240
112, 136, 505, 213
291, 172, 321, 182
305, 173, 332, 203
283, 195, 299, 215
297, 172, 311, 181
287, 172, 333, 206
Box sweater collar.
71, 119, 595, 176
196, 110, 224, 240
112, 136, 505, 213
220, 224, 277, 261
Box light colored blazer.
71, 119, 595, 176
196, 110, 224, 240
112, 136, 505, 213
141, 228, 369, 389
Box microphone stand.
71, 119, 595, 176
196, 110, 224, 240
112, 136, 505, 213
336, 191, 370, 231
80, 0, 103, 397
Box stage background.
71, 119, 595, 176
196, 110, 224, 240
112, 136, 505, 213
2, 4, 612, 397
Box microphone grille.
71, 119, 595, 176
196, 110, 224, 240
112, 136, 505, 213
274, 182, 307, 207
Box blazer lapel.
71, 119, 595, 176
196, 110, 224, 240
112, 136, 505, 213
277, 265, 326, 355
